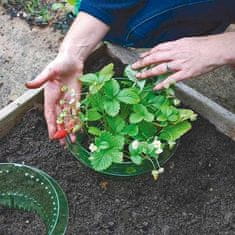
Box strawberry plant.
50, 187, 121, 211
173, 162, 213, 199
58, 64, 197, 179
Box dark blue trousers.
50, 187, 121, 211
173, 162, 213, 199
77, 0, 235, 48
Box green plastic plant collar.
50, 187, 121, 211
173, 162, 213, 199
68, 135, 179, 177
0, 163, 69, 235
74, 0, 82, 14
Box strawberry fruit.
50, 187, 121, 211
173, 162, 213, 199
53, 129, 68, 140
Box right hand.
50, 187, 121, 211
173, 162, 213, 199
26, 53, 83, 144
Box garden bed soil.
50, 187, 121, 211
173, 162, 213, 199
0, 108, 234, 235
0, 6, 62, 109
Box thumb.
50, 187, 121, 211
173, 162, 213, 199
26, 67, 58, 89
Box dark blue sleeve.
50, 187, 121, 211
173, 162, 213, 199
79, 0, 142, 25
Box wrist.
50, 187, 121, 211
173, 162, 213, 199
218, 32, 235, 65
59, 43, 88, 62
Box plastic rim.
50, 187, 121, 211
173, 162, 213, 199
0, 163, 69, 235
67, 135, 179, 177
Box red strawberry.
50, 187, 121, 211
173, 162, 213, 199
53, 129, 68, 140
57, 124, 65, 130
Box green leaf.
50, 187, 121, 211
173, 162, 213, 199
107, 116, 125, 133
124, 65, 146, 90
133, 104, 154, 122
87, 109, 102, 121
122, 124, 139, 137
98, 141, 110, 150
157, 113, 167, 122
151, 95, 168, 109
138, 122, 157, 139
80, 74, 97, 84
165, 87, 175, 96
104, 99, 120, 116
89, 82, 104, 94
79, 112, 86, 122
124, 65, 137, 80
98, 64, 114, 82
95, 132, 113, 149
104, 80, 120, 97
130, 155, 143, 165
95, 132, 124, 150
129, 113, 143, 124
178, 109, 196, 121
119, 104, 131, 120
113, 135, 125, 149
117, 88, 140, 104
91, 151, 112, 171
168, 114, 179, 122
161, 105, 173, 117
88, 127, 102, 136
159, 121, 192, 141
160, 121, 169, 127
88, 93, 104, 111
144, 111, 154, 122
133, 104, 147, 115
110, 150, 123, 163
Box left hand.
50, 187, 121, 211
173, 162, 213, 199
132, 35, 227, 90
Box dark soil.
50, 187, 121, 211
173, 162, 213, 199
0, 208, 45, 235
0, 106, 235, 235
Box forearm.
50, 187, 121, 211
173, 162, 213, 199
59, 12, 110, 62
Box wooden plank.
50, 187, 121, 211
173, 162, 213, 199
0, 89, 43, 138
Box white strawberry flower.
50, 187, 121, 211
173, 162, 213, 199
89, 143, 98, 152
158, 167, 164, 174
69, 98, 76, 105
132, 140, 140, 150
153, 139, 161, 149
155, 148, 163, 155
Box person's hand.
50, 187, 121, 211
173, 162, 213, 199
132, 35, 229, 90
26, 53, 83, 144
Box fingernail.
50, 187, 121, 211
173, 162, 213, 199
153, 86, 160, 91
136, 73, 141, 77
25, 82, 30, 88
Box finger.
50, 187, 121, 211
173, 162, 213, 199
44, 83, 60, 139
45, 107, 57, 140
26, 67, 58, 89
139, 50, 151, 58
136, 61, 179, 79
140, 41, 176, 59
132, 52, 172, 70
149, 41, 176, 54
153, 72, 185, 90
